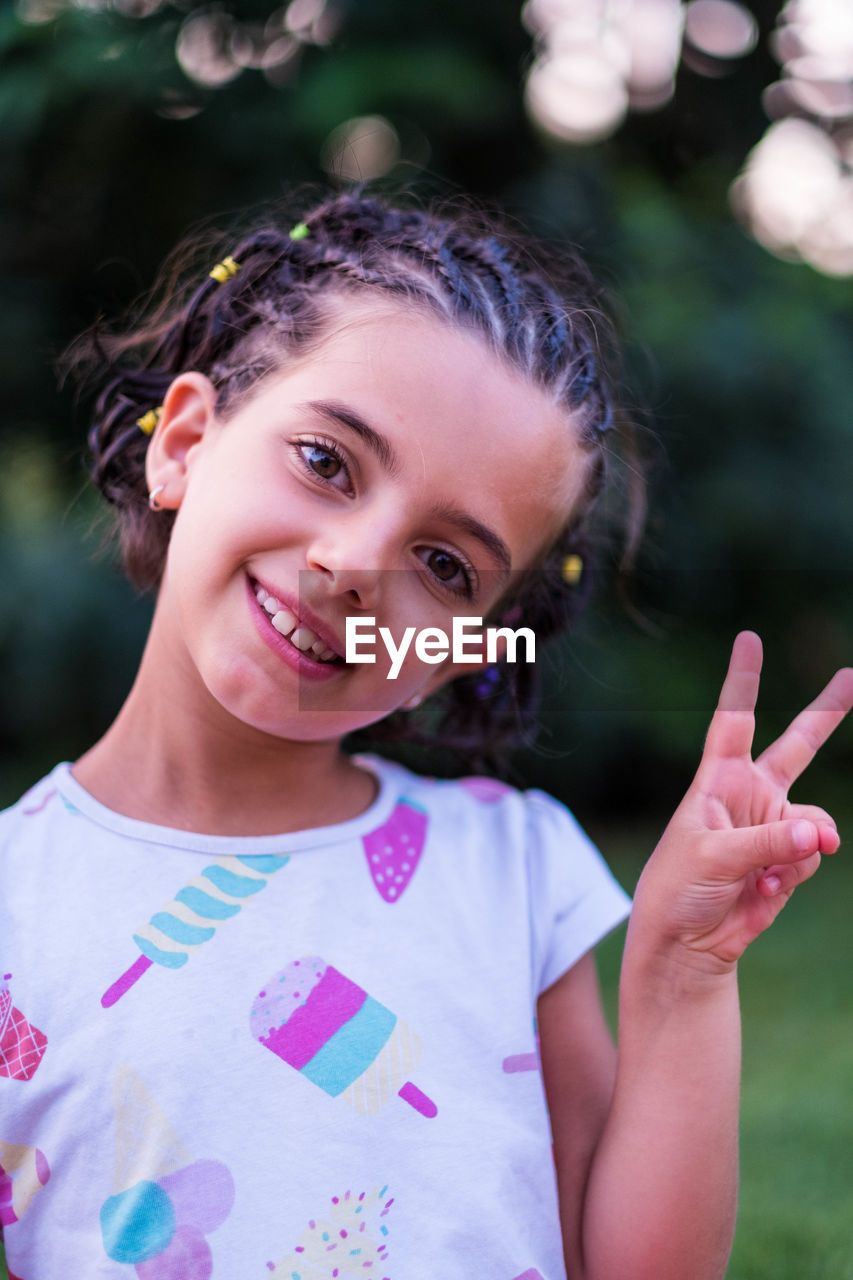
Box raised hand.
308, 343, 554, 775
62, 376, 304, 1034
632, 631, 853, 971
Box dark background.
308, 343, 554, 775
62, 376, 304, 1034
1, 0, 851, 824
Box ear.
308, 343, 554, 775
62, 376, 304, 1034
144, 373, 219, 509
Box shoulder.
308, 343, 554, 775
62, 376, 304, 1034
0, 766, 72, 847
362, 756, 629, 934
365, 754, 619, 861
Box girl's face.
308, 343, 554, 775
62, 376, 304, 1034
147, 301, 589, 742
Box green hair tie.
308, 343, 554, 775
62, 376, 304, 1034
288, 222, 310, 241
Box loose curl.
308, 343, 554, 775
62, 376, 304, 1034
66, 189, 644, 773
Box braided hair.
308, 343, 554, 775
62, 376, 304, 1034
70, 189, 642, 772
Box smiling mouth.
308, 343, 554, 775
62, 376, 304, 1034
251, 581, 344, 664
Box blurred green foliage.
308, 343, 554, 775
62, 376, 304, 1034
1, 0, 850, 819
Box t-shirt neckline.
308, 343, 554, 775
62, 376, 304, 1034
49, 753, 403, 855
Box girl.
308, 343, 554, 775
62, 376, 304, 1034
0, 191, 850, 1280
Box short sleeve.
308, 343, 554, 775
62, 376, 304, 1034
524, 788, 632, 995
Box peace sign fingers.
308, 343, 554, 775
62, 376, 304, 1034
701, 631, 764, 762
756, 666, 853, 792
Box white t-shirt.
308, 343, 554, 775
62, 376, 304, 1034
0, 754, 630, 1279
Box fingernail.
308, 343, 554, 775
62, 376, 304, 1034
793, 820, 815, 851
763, 874, 782, 893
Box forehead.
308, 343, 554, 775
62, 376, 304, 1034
260, 299, 590, 561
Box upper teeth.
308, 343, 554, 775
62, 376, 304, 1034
255, 585, 338, 661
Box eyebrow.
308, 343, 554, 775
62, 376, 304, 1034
299, 397, 512, 578
300, 398, 400, 474
425, 502, 512, 580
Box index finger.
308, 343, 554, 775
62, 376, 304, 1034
702, 631, 763, 760
756, 666, 853, 790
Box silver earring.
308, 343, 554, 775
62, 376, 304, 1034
148, 485, 166, 511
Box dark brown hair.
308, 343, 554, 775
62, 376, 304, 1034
67, 189, 644, 771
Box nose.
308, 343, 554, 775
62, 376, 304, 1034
305, 518, 389, 611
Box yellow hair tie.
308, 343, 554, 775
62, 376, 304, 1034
561, 554, 583, 586
208, 255, 241, 283
136, 407, 162, 436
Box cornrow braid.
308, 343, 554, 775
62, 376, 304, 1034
69, 189, 641, 773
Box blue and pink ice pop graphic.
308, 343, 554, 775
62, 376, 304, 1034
251, 958, 437, 1119
102, 854, 291, 1007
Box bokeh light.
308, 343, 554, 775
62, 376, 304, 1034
732, 118, 853, 275
321, 116, 401, 182
731, 0, 853, 276
526, 53, 629, 143
524, 0, 684, 141
522, 0, 852, 275
176, 11, 242, 88
683, 0, 758, 65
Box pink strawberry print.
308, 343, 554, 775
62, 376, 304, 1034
362, 799, 427, 903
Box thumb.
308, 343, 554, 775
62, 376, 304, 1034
709, 819, 820, 880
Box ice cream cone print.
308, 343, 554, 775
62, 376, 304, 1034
102, 853, 290, 1007
0, 977, 47, 1082
113, 1066, 192, 1191
266, 1185, 393, 1278
251, 958, 437, 1119
362, 799, 427, 902
0, 1138, 50, 1226
101, 1067, 234, 1274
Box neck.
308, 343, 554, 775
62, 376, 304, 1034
72, 610, 377, 837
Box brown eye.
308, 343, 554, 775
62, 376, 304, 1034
418, 546, 476, 599
427, 550, 460, 581
305, 446, 341, 479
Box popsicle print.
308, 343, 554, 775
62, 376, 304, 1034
362, 798, 428, 902
265, 1185, 393, 1278
0, 976, 47, 1081
250, 957, 437, 1118
502, 1052, 540, 1073
102, 854, 290, 1008
503, 1017, 541, 1075
0, 1138, 50, 1226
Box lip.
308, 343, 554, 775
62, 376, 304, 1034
246, 576, 346, 683
251, 574, 347, 658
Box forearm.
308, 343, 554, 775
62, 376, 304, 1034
579, 927, 741, 1280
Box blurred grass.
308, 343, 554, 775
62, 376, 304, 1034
2, 815, 852, 1277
